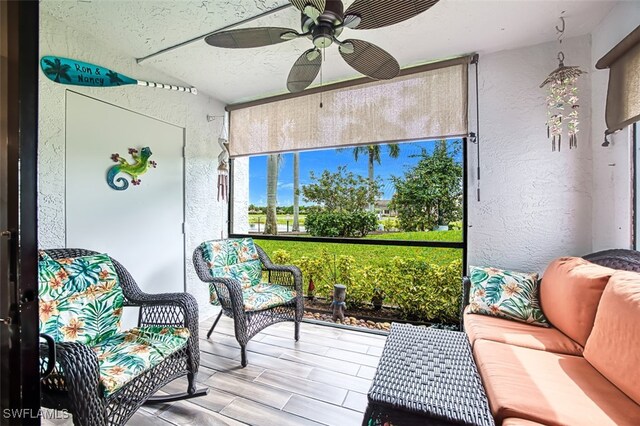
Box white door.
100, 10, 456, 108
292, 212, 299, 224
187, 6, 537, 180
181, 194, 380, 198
65, 91, 185, 328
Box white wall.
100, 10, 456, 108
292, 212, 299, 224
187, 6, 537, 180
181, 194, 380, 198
231, 157, 250, 234
468, 35, 593, 274
39, 12, 226, 319
590, 1, 640, 251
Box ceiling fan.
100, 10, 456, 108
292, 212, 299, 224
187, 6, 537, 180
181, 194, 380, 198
205, 0, 440, 93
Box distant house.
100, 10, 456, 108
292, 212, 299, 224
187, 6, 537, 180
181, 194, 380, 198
375, 199, 397, 217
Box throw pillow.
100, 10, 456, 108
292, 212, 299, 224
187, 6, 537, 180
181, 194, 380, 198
468, 266, 548, 326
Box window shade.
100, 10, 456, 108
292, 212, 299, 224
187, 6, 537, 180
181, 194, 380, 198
228, 56, 471, 157
596, 25, 640, 135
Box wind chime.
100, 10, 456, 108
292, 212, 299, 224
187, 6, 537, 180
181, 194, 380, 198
540, 13, 586, 151
215, 115, 230, 201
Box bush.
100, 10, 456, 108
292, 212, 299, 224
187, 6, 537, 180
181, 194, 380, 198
448, 221, 462, 230
292, 251, 356, 303
271, 249, 292, 264
271, 248, 462, 323
305, 210, 378, 237
385, 258, 462, 322
381, 217, 399, 232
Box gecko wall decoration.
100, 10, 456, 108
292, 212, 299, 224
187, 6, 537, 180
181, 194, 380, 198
106, 147, 156, 191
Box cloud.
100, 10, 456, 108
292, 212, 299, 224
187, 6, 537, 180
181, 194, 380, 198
277, 182, 294, 190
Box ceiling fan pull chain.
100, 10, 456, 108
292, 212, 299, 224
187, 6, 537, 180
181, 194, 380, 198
320, 48, 324, 108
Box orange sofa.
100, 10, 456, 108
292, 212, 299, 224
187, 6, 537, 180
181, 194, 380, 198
462, 249, 640, 426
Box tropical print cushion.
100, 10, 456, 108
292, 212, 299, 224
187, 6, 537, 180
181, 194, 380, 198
38, 251, 124, 344
200, 239, 262, 305
201, 238, 259, 268
242, 283, 296, 312
468, 266, 548, 327
209, 260, 263, 289
93, 326, 189, 396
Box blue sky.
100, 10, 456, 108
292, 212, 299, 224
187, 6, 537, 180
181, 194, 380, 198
248, 139, 462, 206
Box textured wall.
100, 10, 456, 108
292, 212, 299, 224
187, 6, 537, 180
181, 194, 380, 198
467, 35, 593, 274
39, 12, 226, 318
590, 1, 640, 251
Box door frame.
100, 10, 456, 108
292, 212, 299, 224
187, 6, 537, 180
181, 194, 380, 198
0, 1, 41, 424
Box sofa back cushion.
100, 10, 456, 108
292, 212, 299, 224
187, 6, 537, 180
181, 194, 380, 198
38, 251, 124, 345
540, 257, 614, 346
584, 271, 640, 406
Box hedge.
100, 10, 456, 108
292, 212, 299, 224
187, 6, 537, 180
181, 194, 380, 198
304, 210, 378, 237
271, 249, 462, 323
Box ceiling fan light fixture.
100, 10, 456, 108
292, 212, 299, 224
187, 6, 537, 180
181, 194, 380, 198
306, 49, 321, 61
312, 25, 334, 48
342, 14, 361, 29
304, 5, 321, 23
338, 41, 354, 54
280, 31, 301, 40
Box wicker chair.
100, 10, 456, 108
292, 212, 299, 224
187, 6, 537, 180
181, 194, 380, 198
193, 238, 303, 367
38, 248, 207, 426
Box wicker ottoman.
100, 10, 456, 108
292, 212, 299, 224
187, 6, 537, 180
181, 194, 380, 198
363, 323, 495, 426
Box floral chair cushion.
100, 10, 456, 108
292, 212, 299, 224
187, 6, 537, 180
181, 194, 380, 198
93, 326, 190, 396
200, 239, 263, 305
242, 283, 297, 312
468, 266, 548, 327
38, 251, 124, 344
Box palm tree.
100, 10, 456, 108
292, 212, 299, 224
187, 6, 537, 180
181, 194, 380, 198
106, 70, 125, 85
42, 58, 72, 83
345, 144, 400, 211
292, 152, 300, 232
264, 154, 280, 235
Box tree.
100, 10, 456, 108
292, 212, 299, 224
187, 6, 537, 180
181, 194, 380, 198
264, 154, 280, 235
302, 166, 381, 237
302, 166, 380, 213
341, 144, 400, 210
391, 140, 462, 231
292, 152, 300, 232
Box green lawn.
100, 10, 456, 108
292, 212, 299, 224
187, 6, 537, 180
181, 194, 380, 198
255, 230, 463, 268
249, 213, 306, 225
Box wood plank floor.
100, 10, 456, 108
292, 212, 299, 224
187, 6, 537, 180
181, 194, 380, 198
134, 314, 387, 426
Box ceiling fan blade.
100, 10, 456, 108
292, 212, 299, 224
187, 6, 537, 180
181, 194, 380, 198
344, 0, 440, 30
287, 48, 322, 92
204, 27, 299, 48
289, 0, 326, 15
339, 39, 400, 80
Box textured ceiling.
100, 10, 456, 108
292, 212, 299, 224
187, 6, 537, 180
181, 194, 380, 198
42, 0, 616, 104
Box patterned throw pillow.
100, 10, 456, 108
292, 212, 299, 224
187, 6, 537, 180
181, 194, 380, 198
468, 266, 548, 326
38, 251, 125, 344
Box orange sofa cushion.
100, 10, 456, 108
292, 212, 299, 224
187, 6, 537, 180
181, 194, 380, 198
584, 271, 640, 406
474, 339, 640, 426
464, 308, 582, 355
540, 257, 614, 346
502, 419, 545, 426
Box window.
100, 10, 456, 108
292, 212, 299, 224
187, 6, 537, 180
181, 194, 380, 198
229, 138, 467, 324
231, 138, 464, 243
